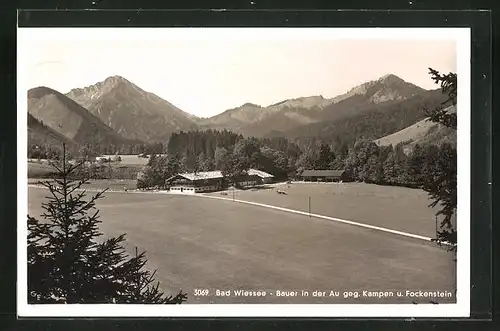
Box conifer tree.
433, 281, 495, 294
383, 149, 398, 184
220, 152, 248, 187
195, 153, 206, 174
316, 143, 334, 169
28, 145, 187, 303
166, 153, 184, 176
202, 155, 215, 171
424, 68, 458, 249
426, 68, 457, 129
407, 144, 425, 186
214, 146, 229, 170
422, 143, 457, 248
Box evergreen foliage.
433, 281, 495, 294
426, 68, 457, 129
28, 146, 187, 303
423, 68, 458, 249
137, 126, 455, 192
220, 152, 248, 186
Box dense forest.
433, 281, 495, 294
138, 127, 456, 195
138, 130, 303, 188
165, 130, 302, 174
283, 89, 450, 150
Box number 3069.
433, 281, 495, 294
194, 289, 210, 296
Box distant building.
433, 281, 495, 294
247, 168, 275, 184
166, 171, 224, 194
165, 169, 274, 194
299, 169, 346, 182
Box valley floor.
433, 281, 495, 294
206, 182, 443, 239
27, 182, 456, 305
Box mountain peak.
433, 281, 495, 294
104, 75, 129, 85
28, 86, 59, 99
70, 75, 130, 91
379, 73, 398, 79
377, 74, 406, 85
335, 73, 423, 105
65, 76, 198, 142
66, 75, 136, 102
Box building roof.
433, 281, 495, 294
167, 168, 274, 182
300, 169, 345, 177
247, 168, 274, 178
177, 170, 224, 181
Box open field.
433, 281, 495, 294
28, 178, 138, 191
207, 182, 446, 239
109, 163, 143, 179
29, 154, 149, 166
101, 154, 150, 165
27, 161, 57, 178
27, 179, 451, 238
28, 160, 143, 180
28, 186, 456, 304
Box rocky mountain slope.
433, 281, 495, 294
200, 74, 429, 138
27, 86, 135, 150
66, 76, 199, 142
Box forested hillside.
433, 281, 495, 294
28, 113, 77, 159
375, 106, 457, 154
280, 89, 449, 150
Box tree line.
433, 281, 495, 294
138, 128, 455, 191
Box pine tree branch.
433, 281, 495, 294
67, 189, 107, 219
42, 182, 66, 221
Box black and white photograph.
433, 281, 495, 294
17, 27, 470, 317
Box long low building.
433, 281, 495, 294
299, 169, 346, 182
166, 169, 274, 194
247, 168, 275, 184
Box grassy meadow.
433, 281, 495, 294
28, 155, 147, 180
28, 184, 456, 304
207, 182, 446, 239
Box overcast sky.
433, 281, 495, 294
19, 28, 458, 117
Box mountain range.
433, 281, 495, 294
27, 73, 454, 152
28, 86, 137, 151
199, 74, 430, 138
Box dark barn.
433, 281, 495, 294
299, 170, 346, 182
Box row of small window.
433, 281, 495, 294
170, 186, 218, 192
